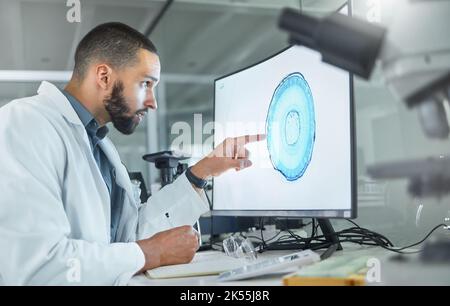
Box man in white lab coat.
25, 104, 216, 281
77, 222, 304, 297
0, 22, 263, 285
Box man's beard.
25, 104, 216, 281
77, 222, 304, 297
104, 80, 142, 135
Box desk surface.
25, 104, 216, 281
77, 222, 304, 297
129, 243, 450, 286
128, 244, 374, 286
130, 249, 292, 286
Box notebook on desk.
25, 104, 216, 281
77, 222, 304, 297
145, 251, 244, 279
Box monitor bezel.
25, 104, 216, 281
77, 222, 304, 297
211, 4, 356, 219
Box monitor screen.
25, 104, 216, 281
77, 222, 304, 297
213, 45, 355, 218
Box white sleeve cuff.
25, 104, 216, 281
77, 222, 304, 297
114, 242, 146, 286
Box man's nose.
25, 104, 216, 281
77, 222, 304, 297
144, 94, 157, 110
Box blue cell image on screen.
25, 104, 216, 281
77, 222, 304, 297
266, 72, 316, 181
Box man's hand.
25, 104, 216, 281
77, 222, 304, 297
190, 134, 266, 179
136, 225, 199, 273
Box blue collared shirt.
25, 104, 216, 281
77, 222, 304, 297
62, 90, 124, 242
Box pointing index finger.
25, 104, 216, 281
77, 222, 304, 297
234, 134, 266, 145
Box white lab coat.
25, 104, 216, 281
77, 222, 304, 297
0, 81, 209, 285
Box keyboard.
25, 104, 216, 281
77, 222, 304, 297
145, 251, 244, 279
217, 249, 321, 282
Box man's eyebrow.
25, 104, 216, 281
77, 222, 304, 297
144, 75, 159, 82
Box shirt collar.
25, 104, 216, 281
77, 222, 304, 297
62, 89, 109, 140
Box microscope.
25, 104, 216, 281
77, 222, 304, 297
279, 0, 450, 197
278, 0, 450, 262
143, 150, 190, 187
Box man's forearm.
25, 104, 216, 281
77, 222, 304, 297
189, 160, 210, 193
135, 239, 161, 273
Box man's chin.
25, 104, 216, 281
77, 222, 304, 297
118, 128, 136, 135
113, 118, 139, 135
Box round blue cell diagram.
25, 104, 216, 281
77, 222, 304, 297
266, 72, 316, 181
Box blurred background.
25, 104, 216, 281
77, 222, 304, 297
0, 0, 448, 247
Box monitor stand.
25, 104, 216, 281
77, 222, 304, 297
310, 218, 343, 251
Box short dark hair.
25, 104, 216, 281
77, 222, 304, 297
73, 22, 158, 79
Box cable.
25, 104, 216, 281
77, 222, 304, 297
346, 219, 360, 228
211, 215, 446, 256
204, 187, 212, 209
259, 218, 319, 252
259, 217, 267, 251
257, 218, 447, 255
203, 186, 214, 249
337, 221, 447, 254
382, 223, 447, 253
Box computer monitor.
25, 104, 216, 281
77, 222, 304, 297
212, 44, 356, 219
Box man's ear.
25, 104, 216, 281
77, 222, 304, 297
95, 64, 113, 90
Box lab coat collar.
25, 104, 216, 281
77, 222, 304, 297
37, 81, 84, 127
